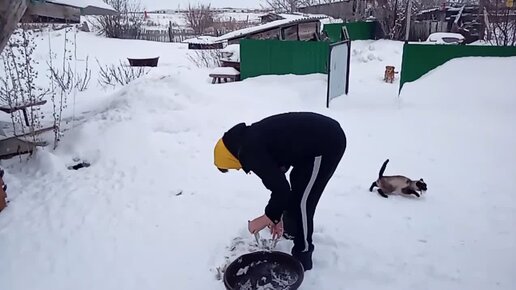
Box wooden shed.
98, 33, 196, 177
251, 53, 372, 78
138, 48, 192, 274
184, 14, 328, 49
412, 5, 486, 43
22, 0, 117, 24
218, 14, 328, 45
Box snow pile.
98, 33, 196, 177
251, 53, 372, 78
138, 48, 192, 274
221, 44, 240, 62
402, 56, 516, 109
0, 31, 515, 290
210, 67, 240, 75
351, 40, 402, 64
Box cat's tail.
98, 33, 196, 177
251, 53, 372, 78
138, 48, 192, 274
378, 159, 389, 179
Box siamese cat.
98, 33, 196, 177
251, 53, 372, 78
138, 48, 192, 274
369, 159, 427, 198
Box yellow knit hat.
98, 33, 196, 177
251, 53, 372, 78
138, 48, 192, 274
214, 138, 242, 170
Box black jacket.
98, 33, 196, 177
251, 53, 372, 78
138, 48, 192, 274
222, 112, 346, 223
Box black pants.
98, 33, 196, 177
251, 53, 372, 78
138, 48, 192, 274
285, 134, 346, 255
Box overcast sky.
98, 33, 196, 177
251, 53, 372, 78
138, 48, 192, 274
140, 0, 265, 10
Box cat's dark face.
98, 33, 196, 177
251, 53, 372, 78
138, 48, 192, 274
416, 179, 427, 191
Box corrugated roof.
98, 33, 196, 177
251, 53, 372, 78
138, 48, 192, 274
211, 13, 327, 43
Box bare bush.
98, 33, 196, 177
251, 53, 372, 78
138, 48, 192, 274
74, 56, 92, 92
264, 0, 300, 13
213, 18, 254, 35
49, 62, 74, 95
372, 0, 427, 40
0, 27, 47, 146
186, 3, 216, 35
372, 0, 406, 40
92, 0, 144, 39
45, 26, 93, 147
0, 25, 91, 152
263, 0, 340, 13
96, 60, 149, 88
47, 60, 91, 93
46, 26, 76, 147
187, 49, 223, 68
482, 0, 516, 46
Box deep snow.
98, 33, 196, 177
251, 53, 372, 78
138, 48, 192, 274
0, 29, 515, 290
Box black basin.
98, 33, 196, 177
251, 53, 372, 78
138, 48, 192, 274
127, 57, 159, 67
223, 251, 304, 290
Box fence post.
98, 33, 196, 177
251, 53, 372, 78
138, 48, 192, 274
405, 0, 412, 42
168, 21, 173, 42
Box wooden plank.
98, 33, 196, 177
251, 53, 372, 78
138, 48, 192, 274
14, 126, 56, 139
0, 100, 47, 114
0, 136, 36, 160
0, 0, 28, 53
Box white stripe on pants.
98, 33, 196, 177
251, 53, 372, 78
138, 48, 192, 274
300, 156, 322, 252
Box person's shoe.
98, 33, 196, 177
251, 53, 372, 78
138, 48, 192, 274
292, 250, 313, 271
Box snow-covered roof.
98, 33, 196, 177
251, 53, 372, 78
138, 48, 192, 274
418, 4, 481, 15
213, 13, 327, 42
47, 0, 116, 15
418, 7, 441, 14
182, 36, 219, 44
182, 13, 331, 45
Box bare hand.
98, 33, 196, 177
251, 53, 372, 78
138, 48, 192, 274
248, 214, 273, 234
269, 220, 284, 240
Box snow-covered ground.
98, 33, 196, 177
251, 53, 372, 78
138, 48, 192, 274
0, 29, 515, 290
140, 12, 262, 30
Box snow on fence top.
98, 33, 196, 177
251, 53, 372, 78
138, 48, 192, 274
182, 36, 220, 44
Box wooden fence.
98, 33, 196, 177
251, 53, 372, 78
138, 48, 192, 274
410, 21, 449, 41
139, 29, 171, 42
121, 28, 220, 43
133, 20, 255, 43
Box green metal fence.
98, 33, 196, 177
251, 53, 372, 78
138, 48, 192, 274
239, 39, 330, 80
322, 21, 377, 42
399, 43, 516, 92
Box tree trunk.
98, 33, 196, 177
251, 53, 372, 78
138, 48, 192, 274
0, 0, 27, 53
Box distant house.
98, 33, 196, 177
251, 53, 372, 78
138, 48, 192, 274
298, 1, 358, 21
412, 5, 489, 43
23, 0, 116, 23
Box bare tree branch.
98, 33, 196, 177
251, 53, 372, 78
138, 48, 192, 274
186, 49, 222, 68
92, 0, 144, 39
484, 0, 516, 46
185, 3, 216, 35
264, 0, 342, 13
265, 0, 300, 13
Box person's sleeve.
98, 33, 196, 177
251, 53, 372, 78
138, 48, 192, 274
246, 148, 290, 224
